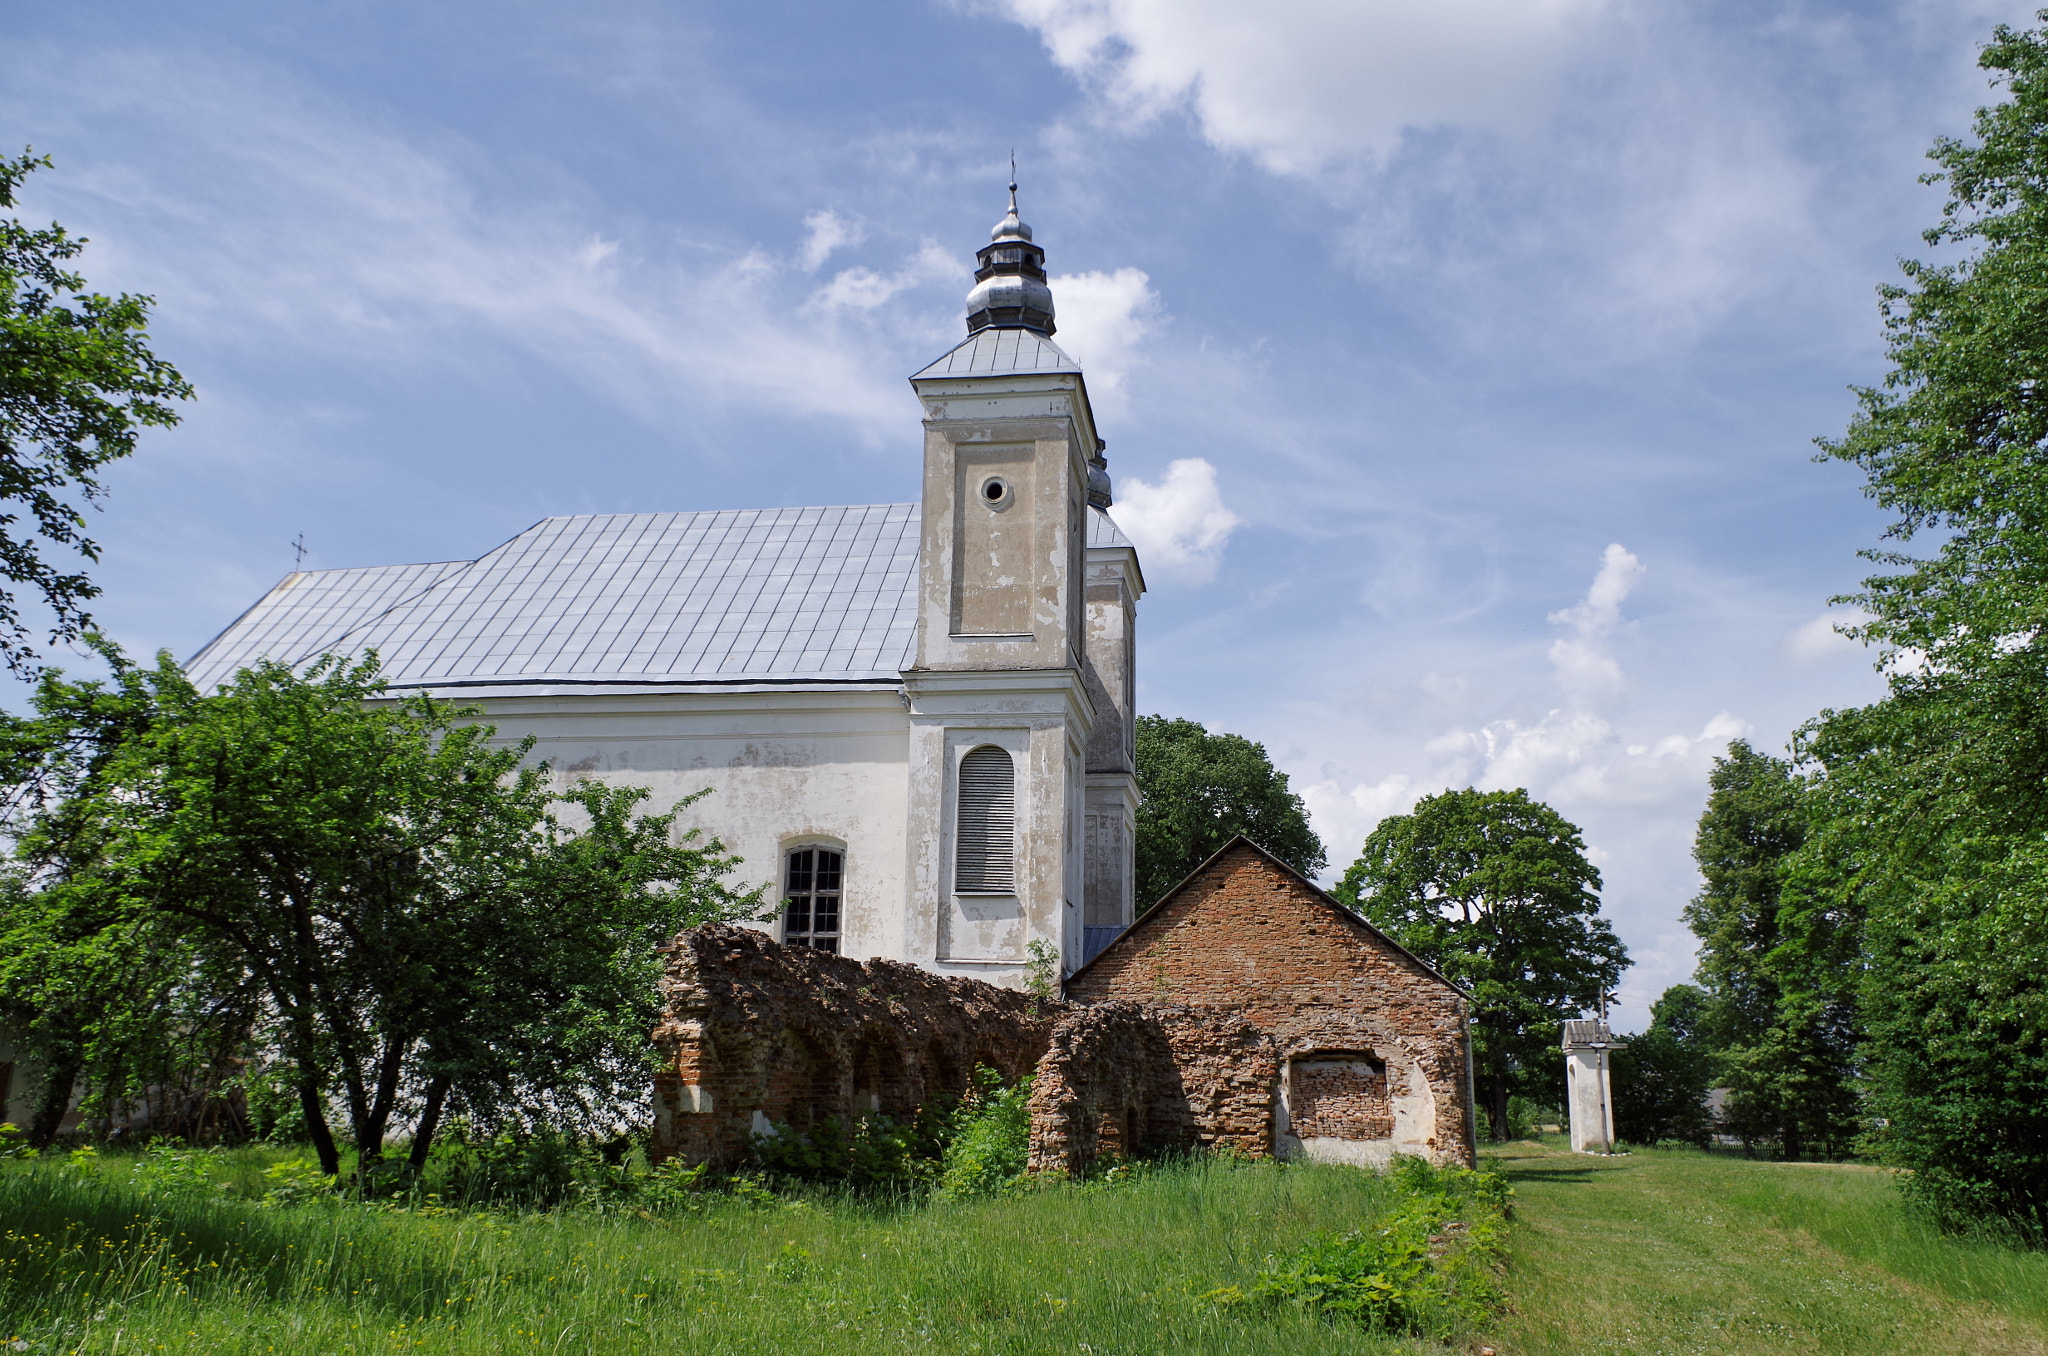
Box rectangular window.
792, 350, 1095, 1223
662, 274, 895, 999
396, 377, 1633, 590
783, 847, 842, 953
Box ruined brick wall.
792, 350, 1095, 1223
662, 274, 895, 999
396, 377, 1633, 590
1027, 1002, 1277, 1175
651, 924, 1057, 1168
1063, 843, 1475, 1168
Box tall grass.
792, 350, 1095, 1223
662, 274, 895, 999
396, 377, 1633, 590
1, 1150, 1443, 1356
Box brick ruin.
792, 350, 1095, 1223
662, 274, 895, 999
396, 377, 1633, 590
650, 838, 1476, 1174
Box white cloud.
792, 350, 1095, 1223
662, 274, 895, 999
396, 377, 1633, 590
991, 0, 1612, 171
1782, 607, 1871, 667
1051, 266, 1160, 404
1300, 771, 1429, 866
799, 209, 860, 272
1545, 543, 1643, 692
1110, 457, 1240, 583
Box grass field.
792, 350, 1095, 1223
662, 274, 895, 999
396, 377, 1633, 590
2, 1139, 2044, 1355
1488, 1138, 2048, 1356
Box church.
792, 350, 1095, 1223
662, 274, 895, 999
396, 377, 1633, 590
186, 188, 1144, 988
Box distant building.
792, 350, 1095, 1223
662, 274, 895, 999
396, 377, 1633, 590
189, 188, 1143, 988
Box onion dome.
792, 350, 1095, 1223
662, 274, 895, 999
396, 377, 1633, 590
963, 178, 1055, 336
1087, 450, 1113, 509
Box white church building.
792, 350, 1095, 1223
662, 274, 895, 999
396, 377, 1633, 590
186, 190, 1145, 987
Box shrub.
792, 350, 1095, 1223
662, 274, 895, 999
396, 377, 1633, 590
1218, 1157, 1511, 1339
935, 1069, 1032, 1199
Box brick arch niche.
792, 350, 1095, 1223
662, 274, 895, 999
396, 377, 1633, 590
1276, 1042, 1439, 1168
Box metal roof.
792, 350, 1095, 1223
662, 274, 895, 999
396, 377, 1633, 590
187, 503, 1141, 694
1087, 508, 1134, 550
184, 504, 922, 692
910, 327, 1080, 379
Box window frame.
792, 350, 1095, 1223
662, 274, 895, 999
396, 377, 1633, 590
781, 843, 845, 953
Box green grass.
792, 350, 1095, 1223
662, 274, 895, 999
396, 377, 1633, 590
1485, 1137, 2048, 1356
9, 1140, 2048, 1355
0, 1149, 1444, 1356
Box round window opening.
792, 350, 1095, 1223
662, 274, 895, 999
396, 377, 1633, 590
981, 476, 1012, 508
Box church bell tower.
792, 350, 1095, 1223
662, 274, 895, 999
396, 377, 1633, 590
898, 181, 1140, 986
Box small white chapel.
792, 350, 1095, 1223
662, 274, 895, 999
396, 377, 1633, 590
185, 188, 1145, 987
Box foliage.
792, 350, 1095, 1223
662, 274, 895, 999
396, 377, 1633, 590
1797, 14, 2048, 1221
935, 1069, 1033, 1199
1132, 715, 1324, 908
750, 1104, 955, 1194
1221, 1157, 1510, 1339
0, 151, 192, 674
1502, 1096, 1551, 1142
1333, 787, 1627, 1142
0, 649, 768, 1171
1611, 986, 1716, 1148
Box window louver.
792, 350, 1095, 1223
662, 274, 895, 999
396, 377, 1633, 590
955, 745, 1016, 891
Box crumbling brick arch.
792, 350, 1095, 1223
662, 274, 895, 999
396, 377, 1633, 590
849, 1027, 914, 1118
1025, 1001, 1195, 1176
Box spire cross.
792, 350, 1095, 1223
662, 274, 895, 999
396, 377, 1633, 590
1009, 150, 1018, 212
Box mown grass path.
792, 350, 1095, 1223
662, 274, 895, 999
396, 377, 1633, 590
1483, 1140, 2048, 1356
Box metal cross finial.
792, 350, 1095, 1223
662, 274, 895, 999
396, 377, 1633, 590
291, 532, 307, 568
1009, 150, 1018, 209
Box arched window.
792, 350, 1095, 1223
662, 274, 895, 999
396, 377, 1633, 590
955, 745, 1016, 891
783, 847, 842, 953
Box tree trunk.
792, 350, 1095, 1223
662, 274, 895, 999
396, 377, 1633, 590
408, 1073, 452, 1170
1488, 1070, 1511, 1143
357, 1034, 407, 1166
27, 1057, 80, 1149
299, 1077, 341, 1177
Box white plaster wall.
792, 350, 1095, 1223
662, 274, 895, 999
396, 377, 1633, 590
451, 686, 913, 961
1565, 1048, 1618, 1153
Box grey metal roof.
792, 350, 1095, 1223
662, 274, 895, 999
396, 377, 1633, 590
185, 504, 921, 692
910, 327, 1080, 379
1088, 508, 1133, 550
1561, 1020, 1618, 1048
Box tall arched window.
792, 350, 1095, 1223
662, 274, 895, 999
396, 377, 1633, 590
955, 745, 1016, 891
783, 847, 842, 953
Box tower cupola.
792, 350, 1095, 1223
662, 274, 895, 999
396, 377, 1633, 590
963, 178, 1055, 336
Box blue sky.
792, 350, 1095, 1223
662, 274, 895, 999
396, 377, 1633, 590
1, 0, 2027, 1025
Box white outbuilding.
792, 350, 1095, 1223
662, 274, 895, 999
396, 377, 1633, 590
186, 186, 1144, 989
1561, 1018, 1626, 1154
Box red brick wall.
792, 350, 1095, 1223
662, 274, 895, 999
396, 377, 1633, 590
1064, 843, 1474, 1166
650, 924, 1055, 1169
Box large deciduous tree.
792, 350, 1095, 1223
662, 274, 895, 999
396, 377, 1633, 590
1684, 739, 1860, 1159
1333, 787, 1627, 1142
1133, 715, 1324, 908
0, 152, 190, 674
1804, 16, 2048, 1224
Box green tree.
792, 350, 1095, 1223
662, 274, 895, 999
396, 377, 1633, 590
1804, 14, 2048, 1222
1133, 715, 1324, 908
1333, 788, 1627, 1142
1, 652, 767, 1173
0, 152, 191, 674
1610, 985, 1715, 1148
1685, 740, 1863, 1160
